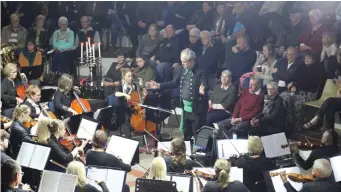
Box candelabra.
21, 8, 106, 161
78, 50, 102, 83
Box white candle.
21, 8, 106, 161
98, 42, 101, 58
87, 37, 91, 53
92, 44, 95, 59
86, 42, 89, 57
80, 42, 83, 58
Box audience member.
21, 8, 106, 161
197, 30, 219, 74
74, 16, 101, 51
186, 1, 214, 31
321, 32, 339, 78
136, 24, 162, 58
1, 13, 28, 49
211, 3, 227, 37
184, 27, 202, 56
133, 56, 156, 88
27, 15, 49, 54
207, 70, 238, 126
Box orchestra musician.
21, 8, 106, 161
86, 130, 131, 172
1, 159, 32, 192
1, 63, 24, 117
280, 159, 341, 192
291, 130, 338, 170
9, 105, 32, 158
22, 85, 41, 119
34, 118, 52, 144
147, 157, 168, 180
45, 120, 87, 172
0, 101, 13, 130
162, 138, 199, 173
200, 159, 249, 192
52, 74, 79, 119
1, 130, 12, 164
66, 161, 109, 192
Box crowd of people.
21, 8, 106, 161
1, 1, 341, 192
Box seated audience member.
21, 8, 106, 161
240, 43, 278, 89
51, 16, 75, 75
1, 63, 23, 115
136, 24, 162, 58
147, 157, 168, 180
321, 32, 339, 78
149, 25, 180, 82
10, 105, 33, 158
291, 130, 338, 170
1, 130, 12, 164
185, 27, 202, 56
27, 15, 49, 54
1, 13, 27, 49
163, 138, 199, 173
216, 76, 264, 137
211, 3, 227, 37
103, 53, 130, 98
86, 130, 131, 172
248, 82, 286, 137
207, 70, 238, 126
232, 136, 276, 191
186, 2, 215, 32
272, 47, 301, 93
17, 39, 43, 85
66, 161, 110, 192
1, 159, 32, 192
280, 159, 341, 192
133, 56, 156, 88
197, 30, 219, 75
225, 36, 257, 83
201, 159, 249, 192
74, 16, 101, 52
22, 85, 41, 119
299, 9, 328, 55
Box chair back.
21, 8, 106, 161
320, 79, 338, 101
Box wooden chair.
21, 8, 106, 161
304, 79, 338, 108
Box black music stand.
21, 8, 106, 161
135, 178, 177, 192
95, 106, 126, 131
143, 92, 172, 124
65, 112, 97, 134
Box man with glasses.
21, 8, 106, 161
1, 159, 31, 191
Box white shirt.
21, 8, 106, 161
122, 83, 135, 94
27, 98, 41, 115
287, 62, 294, 70
250, 89, 261, 95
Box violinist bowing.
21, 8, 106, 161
280, 159, 341, 192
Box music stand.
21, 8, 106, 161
65, 112, 97, 134
95, 105, 125, 131
143, 92, 172, 124
135, 178, 177, 192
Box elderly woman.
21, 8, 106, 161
1, 13, 27, 49
207, 70, 238, 126
27, 15, 49, 53
50, 16, 75, 76
299, 9, 329, 55
136, 24, 162, 58
185, 27, 202, 57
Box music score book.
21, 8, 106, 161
157, 141, 192, 159
16, 142, 51, 171
38, 170, 77, 192
269, 166, 303, 192
166, 175, 191, 192
106, 135, 139, 165
261, 132, 290, 158
76, 117, 98, 140
217, 139, 248, 158
330, 156, 341, 182
87, 166, 126, 192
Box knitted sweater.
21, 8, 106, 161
232, 90, 264, 121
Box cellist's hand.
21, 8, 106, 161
67, 108, 78, 115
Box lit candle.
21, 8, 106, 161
80, 42, 83, 58
86, 42, 89, 57
92, 44, 95, 59
98, 42, 101, 58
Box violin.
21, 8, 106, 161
23, 117, 37, 129
281, 141, 325, 150
59, 123, 82, 151
152, 148, 174, 156
269, 171, 314, 183
1, 115, 12, 123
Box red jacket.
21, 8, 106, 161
299, 24, 328, 54
232, 90, 264, 121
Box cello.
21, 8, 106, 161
70, 89, 91, 114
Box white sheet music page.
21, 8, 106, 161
171, 176, 191, 192
76, 118, 98, 140
57, 173, 78, 192
270, 167, 303, 192
230, 167, 243, 182
158, 141, 192, 159
38, 170, 77, 192
217, 139, 248, 158
87, 167, 108, 182
330, 156, 341, 182
16, 142, 35, 167
106, 135, 139, 164
29, 145, 51, 170
106, 169, 126, 192
261, 132, 290, 158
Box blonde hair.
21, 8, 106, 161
322, 32, 336, 47
35, 118, 52, 144
47, 119, 65, 134
248, 136, 263, 155
26, 85, 41, 98
214, 159, 231, 190
148, 157, 167, 180
13, 105, 31, 120
121, 68, 132, 79
171, 138, 186, 165
2, 63, 17, 78
57, 74, 73, 93
66, 161, 87, 187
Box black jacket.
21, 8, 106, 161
1, 78, 17, 109
272, 58, 301, 86
27, 28, 49, 52
294, 62, 325, 93
150, 36, 181, 63
22, 99, 41, 119
46, 135, 73, 171
74, 182, 109, 192
9, 121, 31, 158
196, 45, 219, 74
86, 150, 131, 172
1, 150, 12, 164
52, 90, 73, 119
227, 48, 257, 81
1, 185, 27, 192
202, 180, 249, 192
284, 178, 341, 192
164, 156, 200, 173
188, 9, 215, 31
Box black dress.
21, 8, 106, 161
52, 90, 73, 119
1, 78, 17, 109
86, 150, 131, 172
46, 135, 74, 172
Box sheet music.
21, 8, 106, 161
87, 179, 103, 191
230, 167, 243, 182
106, 169, 126, 192
93, 106, 111, 120
29, 145, 51, 170
261, 132, 290, 158
106, 135, 139, 164
87, 167, 108, 182
217, 139, 248, 158
330, 156, 341, 182
171, 176, 191, 192
38, 170, 77, 192
270, 167, 303, 192
16, 142, 35, 167
76, 118, 98, 140
158, 141, 192, 159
